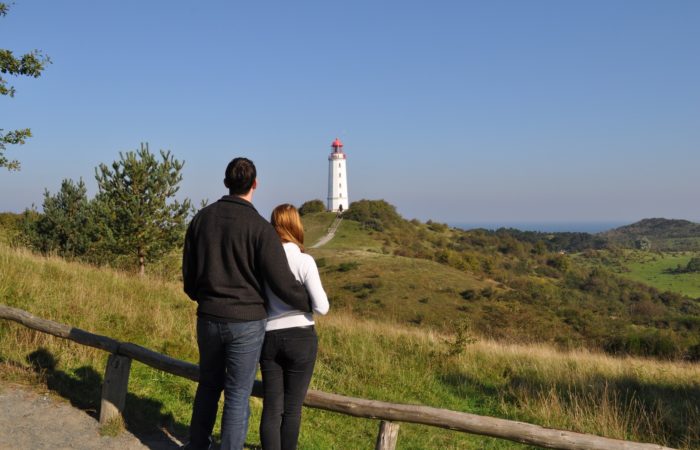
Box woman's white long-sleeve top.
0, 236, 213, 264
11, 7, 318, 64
265, 242, 329, 331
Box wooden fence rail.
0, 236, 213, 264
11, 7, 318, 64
0, 304, 674, 450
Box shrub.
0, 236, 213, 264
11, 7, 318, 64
299, 199, 325, 216
604, 329, 682, 359
426, 220, 448, 232
337, 261, 359, 272
344, 199, 403, 231
460, 289, 476, 300
685, 344, 700, 362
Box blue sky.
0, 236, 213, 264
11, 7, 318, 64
2, 0, 699, 224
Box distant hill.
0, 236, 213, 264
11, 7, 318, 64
600, 218, 700, 251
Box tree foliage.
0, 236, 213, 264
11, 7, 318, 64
0, 2, 51, 171
668, 257, 700, 274
22, 179, 100, 258
94, 143, 191, 275
343, 199, 403, 231
298, 199, 325, 216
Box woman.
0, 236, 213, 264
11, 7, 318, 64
260, 204, 330, 450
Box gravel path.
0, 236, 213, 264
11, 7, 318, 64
0, 383, 183, 450
310, 216, 343, 249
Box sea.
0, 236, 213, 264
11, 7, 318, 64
448, 222, 628, 234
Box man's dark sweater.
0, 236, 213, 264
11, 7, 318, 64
183, 195, 311, 322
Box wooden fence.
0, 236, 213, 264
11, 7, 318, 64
0, 304, 674, 450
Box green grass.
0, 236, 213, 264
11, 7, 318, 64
308, 248, 489, 331
320, 219, 384, 251
621, 252, 700, 298
300, 212, 337, 248
577, 250, 700, 299
1, 243, 700, 448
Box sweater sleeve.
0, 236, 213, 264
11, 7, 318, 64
182, 220, 197, 301
257, 225, 312, 313
302, 256, 329, 315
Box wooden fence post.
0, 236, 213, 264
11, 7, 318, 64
100, 353, 132, 425
375, 420, 400, 450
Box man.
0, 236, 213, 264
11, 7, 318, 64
182, 157, 311, 450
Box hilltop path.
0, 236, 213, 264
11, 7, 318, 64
0, 382, 183, 450
310, 215, 343, 249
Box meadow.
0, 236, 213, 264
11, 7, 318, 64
620, 253, 700, 299
575, 250, 700, 299
1, 242, 699, 449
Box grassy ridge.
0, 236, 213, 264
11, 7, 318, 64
1, 244, 699, 448
307, 213, 700, 359
601, 218, 700, 252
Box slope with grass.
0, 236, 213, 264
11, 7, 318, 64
307, 203, 700, 360
2, 244, 700, 448
601, 218, 700, 251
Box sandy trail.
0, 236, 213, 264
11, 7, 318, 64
0, 383, 183, 450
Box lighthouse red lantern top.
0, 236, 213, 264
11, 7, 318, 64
329, 137, 346, 160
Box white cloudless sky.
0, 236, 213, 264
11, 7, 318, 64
1, 0, 699, 225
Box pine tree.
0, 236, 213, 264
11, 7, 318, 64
23, 178, 98, 257
94, 143, 191, 275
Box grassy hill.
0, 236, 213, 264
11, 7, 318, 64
6, 205, 700, 359
1, 243, 699, 449
601, 218, 700, 251
304, 205, 700, 360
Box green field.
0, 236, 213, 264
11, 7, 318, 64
581, 251, 700, 299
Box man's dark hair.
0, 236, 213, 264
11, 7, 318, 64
224, 157, 256, 195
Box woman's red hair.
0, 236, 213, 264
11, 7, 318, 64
271, 204, 305, 252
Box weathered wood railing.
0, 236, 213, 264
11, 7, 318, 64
0, 304, 674, 450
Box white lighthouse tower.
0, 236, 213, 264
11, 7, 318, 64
327, 137, 349, 212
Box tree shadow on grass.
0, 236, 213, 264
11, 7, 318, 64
26, 347, 187, 449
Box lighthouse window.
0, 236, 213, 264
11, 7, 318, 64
339, 173, 342, 178
339, 163, 341, 168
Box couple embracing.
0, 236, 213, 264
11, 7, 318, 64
182, 157, 329, 450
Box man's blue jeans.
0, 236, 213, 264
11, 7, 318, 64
188, 318, 266, 450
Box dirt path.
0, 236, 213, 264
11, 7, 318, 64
310, 216, 343, 249
0, 383, 182, 450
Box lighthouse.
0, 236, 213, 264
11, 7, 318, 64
327, 138, 349, 212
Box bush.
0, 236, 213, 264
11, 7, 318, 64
685, 344, 700, 362
299, 199, 325, 216
337, 261, 359, 272
685, 257, 700, 273
426, 220, 448, 232
604, 329, 682, 359
460, 289, 476, 300
344, 199, 403, 231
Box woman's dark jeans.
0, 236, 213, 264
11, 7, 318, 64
259, 326, 318, 450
